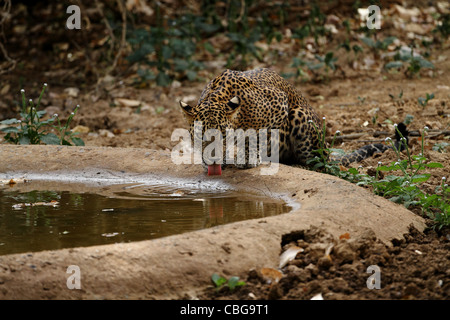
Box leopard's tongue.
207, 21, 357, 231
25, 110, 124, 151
207, 164, 222, 176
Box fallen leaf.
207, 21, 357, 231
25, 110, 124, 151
2, 178, 28, 186
0, 83, 10, 95
339, 233, 351, 240
311, 293, 324, 300
260, 268, 283, 283
115, 98, 142, 108
279, 246, 304, 268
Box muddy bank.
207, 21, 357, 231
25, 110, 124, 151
0, 145, 425, 299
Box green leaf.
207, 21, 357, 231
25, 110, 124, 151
418, 58, 434, 69
156, 72, 171, 87
161, 45, 173, 60
71, 137, 85, 146
19, 136, 30, 145
425, 162, 443, 168
186, 70, 197, 81
404, 114, 414, 125
411, 174, 431, 184
211, 273, 227, 287
352, 45, 363, 54
36, 110, 47, 118
385, 61, 404, 69
308, 62, 324, 70
40, 133, 61, 145
377, 165, 394, 171
203, 42, 215, 54
0, 118, 20, 125
361, 36, 375, 48
0, 126, 20, 133
62, 139, 72, 146
227, 276, 245, 290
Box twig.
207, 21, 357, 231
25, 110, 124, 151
326, 133, 365, 142
106, 0, 127, 75
0, 0, 15, 75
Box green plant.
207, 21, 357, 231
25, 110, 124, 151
385, 47, 434, 78
211, 273, 245, 291
314, 52, 338, 74
371, 126, 448, 228
52, 106, 84, 146
307, 120, 449, 229
0, 84, 84, 146
432, 142, 450, 153
126, 5, 209, 86
226, 29, 263, 68
433, 13, 450, 40
289, 52, 339, 82
418, 93, 435, 108
305, 117, 345, 177
292, 3, 326, 45
360, 35, 397, 57
389, 89, 404, 103
224, 0, 264, 69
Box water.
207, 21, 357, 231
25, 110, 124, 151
0, 182, 291, 255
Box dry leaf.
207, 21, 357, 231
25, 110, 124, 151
339, 233, 350, 240
311, 293, 324, 300
0, 83, 10, 95
2, 178, 27, 186
279, 246, 304, 268
115, 98, 142, 108
260, 268, 283, 283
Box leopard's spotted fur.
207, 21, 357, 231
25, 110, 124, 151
179, 68, 402, 168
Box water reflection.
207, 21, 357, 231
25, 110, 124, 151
0, 184, 290, 255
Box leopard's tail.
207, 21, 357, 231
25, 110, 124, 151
330, 123, 409, 167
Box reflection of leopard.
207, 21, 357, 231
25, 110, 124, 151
179, 68, 406, 169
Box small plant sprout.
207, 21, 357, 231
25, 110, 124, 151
211, 273, 245, 291
418, 93, 435, 108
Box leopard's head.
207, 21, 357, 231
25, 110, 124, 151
179, 96, 241, 173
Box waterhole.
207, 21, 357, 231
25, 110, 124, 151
0, 181, 291, 255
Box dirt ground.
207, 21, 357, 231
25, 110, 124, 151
0, 1, 449, 300
199, 225, 450, 300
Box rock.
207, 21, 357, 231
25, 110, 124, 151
267, 283, 282, 300
71, 125, 90, 134
333, 241, 356, 264
98, 129, 115, 138
64, 87, 80, 98
284, 265, 311, 282
317, 256, 333, 270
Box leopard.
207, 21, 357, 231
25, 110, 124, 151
179, 68, 406, 172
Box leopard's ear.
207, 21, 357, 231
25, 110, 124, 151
179, 101, 194, 116
226, 96, 240, 122
226, 96, 240, 113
